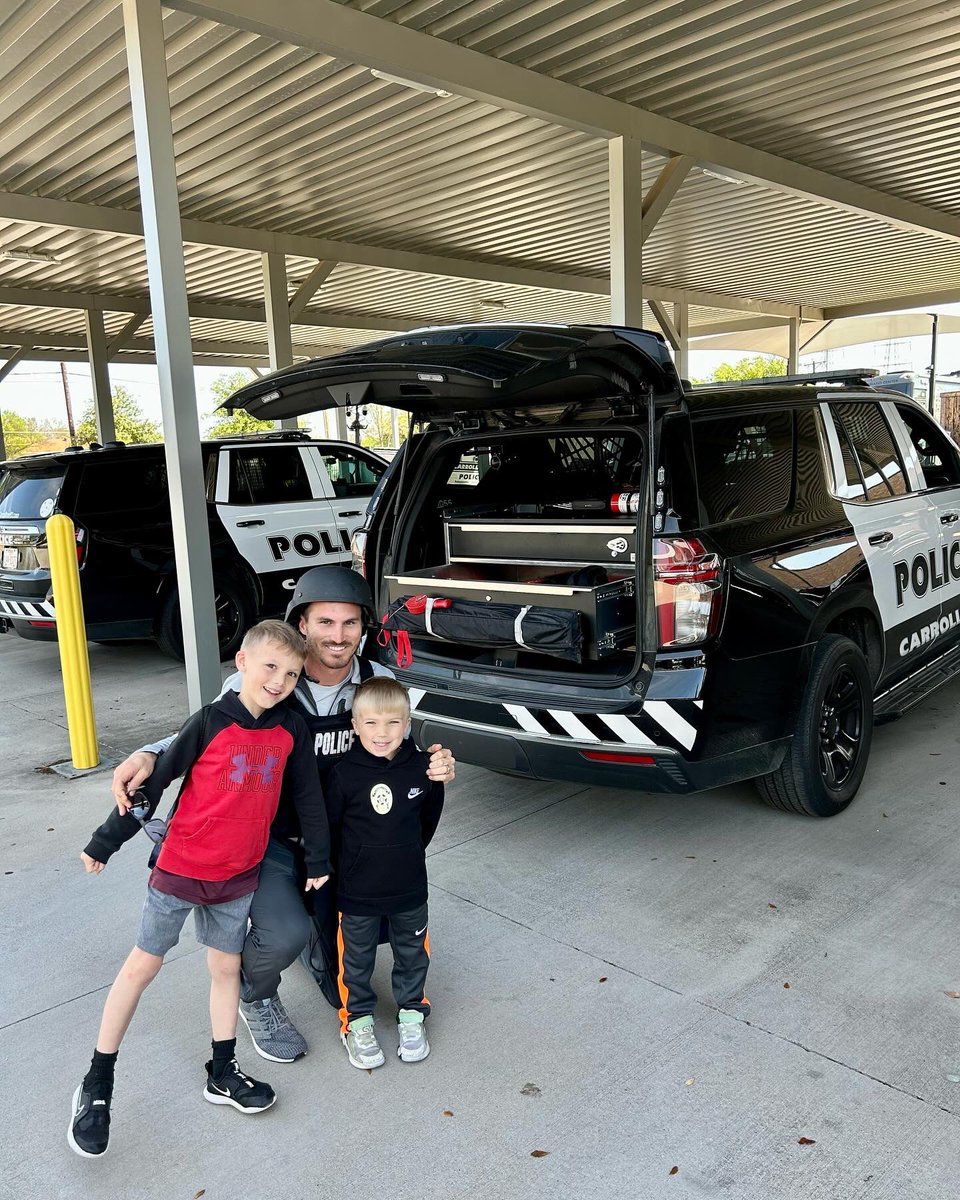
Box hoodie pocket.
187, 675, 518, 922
344, 842, 425, 902
169, 815, 270, 875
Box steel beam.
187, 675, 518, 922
167, 0, 960, 246
609, 137, 644, 327
823, 290, 960, 319
641, 156, 695, 246
108, 313, 147, 353
122, 0, 221, 709
788, 317, 801, 373
0, 191, 607, 296
675, 302, 689, 381
648, 300, 679, 350
84, 310, 116, 443
289, 261, 338, 319
262, 251, 297, 429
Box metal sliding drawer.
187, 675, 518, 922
444, 519, 637, 567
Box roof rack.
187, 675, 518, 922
701, 368, 880, 389
212, 429, 312, 443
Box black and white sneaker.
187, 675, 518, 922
67, 1078, 112, 1157
203, 1059, 276, 1113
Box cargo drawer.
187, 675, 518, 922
384, 562, 636, 658
444, 519, 637, 567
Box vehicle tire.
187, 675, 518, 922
755, 634, 873, 818
156, 572, 257, 662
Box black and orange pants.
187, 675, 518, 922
336, 903, 431, 1034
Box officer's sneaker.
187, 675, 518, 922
239, 994, 307, 1063
67, 1078, 113, 1157
203, 1059, 276, 1113
397, 1010, 430, 1063
341, 1016, 385, 1069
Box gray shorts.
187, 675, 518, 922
135, 886, 253, 957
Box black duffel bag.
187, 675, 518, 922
380, 594, 583, 664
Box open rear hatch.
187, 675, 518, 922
226, 324, 681, 684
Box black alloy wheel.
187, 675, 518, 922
755, 634, 873, 818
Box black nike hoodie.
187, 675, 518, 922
326, 737, 444, 916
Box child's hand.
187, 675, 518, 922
304, 875, 329, 891
81, 852, 105, 875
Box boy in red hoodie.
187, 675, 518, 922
69, 621, 330, 1158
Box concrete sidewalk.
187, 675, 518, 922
2, 633, 960, 1200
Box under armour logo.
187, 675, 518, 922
227, 751, 279, 789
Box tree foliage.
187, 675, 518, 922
356, 405, 408, 450
76, 385, 161, 445
204, 370, 274, 437
2, 411, 69, 458
694, 355, 787, 385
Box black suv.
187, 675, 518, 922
0, 432, 385, 658
227, 324, 960, 817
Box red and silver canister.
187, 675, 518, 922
610, 491, 641, 514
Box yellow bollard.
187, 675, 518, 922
46, 514, 99, 769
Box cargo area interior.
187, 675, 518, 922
382, 427, 645, 677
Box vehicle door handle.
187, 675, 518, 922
339, 510, 362, 517
940, 512, 960, 525
868, 531, 894, 545
236, 519, 265, 528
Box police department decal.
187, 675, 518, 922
370, 783, 393, 814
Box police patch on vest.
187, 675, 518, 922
370, 783, 393, 814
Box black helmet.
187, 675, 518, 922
285, 565, 376, 628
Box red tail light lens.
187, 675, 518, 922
654, 537, 722, 647
75, 525, 86, 567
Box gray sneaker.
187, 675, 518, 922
341, 1017, 385, 1070
239, 994, 307, 1063
397, 1010, 430, 1063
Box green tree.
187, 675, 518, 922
76, 385, 161, 444
694, 355, 787, 385
1, 411, 69, 458
358, 405, 408, 449
204, 370, 273, 437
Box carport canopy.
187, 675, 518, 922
2, 0, 959, 706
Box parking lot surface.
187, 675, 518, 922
2, 633, 960, 1200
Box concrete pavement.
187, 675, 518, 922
2, 632, 959, 1199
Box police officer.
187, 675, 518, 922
111, 566, 455, 1063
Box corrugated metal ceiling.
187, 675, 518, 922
1, 0, 958, 369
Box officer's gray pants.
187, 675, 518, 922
337, 903, 431, 1032
240, 839, 311, 1003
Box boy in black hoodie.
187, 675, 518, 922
326, 677, 444, 1069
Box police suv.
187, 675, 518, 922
0, 431, 385, 658
221, 324, 960, 816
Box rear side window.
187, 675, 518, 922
830, 402, 908, 502
0, 467, 64, 518
75, 459, 168, 515
692, 412, 793, 525
318, 448, 384, 499
894, 403, 960, 490
228, 448, 312, 505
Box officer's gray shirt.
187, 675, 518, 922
138, 658, 394, 756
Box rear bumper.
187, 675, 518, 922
411, 711, 790, 794
0, 594, 57, 638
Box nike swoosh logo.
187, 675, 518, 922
408, 788, 423, 798
415, 924, 428, 936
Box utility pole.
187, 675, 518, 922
60, 362, 77, 444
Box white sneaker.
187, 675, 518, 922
341, 1018, 385, 1070
397, 1011, 430, 1063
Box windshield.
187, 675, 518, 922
0, 466, 64, 519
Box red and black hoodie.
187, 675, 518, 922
85, 692, 330, 886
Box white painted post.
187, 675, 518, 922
609, 137, 645, 327
85, 309, 116, 444
122, 0, 221, 709
262, 251, 298, 430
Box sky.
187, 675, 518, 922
3, 303, 960, 435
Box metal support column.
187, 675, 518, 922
609, 137, 645, 327
85, 309, 115, 443
788, 317, 801, 374
675, 301, 689, 381
0, 349, 30, 460
262, 251, 297, 430
122, 0, 221, 709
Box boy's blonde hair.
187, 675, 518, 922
241, 619, 307, 659
351, 676, 410, 719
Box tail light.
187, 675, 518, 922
34, 524, 86, 570
351, 530, 367, 578
654, 536, 722, 647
